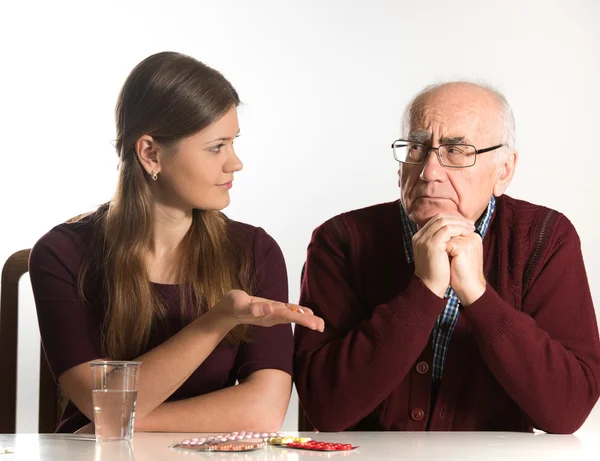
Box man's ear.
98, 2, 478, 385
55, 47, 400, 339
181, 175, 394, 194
493, 150, 518, 197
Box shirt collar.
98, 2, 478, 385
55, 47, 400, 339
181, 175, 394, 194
399, 196, 496, 264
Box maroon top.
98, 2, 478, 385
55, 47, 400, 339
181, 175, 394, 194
29, 213, 293, 433
295, 194, 600, 433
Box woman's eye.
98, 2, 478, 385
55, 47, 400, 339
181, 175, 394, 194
209, 143, 225, 153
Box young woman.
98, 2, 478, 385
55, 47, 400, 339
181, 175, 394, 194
29, 51, 324, 433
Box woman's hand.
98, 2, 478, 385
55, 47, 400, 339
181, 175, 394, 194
215, 290, 325, 332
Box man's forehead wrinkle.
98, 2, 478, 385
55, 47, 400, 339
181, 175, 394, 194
411, 108, 481, 133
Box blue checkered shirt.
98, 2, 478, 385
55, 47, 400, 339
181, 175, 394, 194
399, 196, 495, 381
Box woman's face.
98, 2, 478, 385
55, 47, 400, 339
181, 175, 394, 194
151, 106, 243, 211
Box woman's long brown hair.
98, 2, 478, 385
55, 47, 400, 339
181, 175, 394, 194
78, 52, 251, 360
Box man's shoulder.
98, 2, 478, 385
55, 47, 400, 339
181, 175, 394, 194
314, 200, 401, 241
498, 194, 552, 217
341, 200, 401, 221
496, 195, 577, 240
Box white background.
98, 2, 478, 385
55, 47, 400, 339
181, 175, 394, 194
1, 0, 599, 433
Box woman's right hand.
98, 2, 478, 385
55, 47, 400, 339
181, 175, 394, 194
214, 290, 325, 332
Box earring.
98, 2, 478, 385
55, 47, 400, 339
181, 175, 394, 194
150, 170, 159, 181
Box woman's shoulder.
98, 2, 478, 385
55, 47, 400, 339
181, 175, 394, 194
228, 219, 279, 250
29, 209, 102, 273
227, 219, 288, 300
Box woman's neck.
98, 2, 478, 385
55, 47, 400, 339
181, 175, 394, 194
147, 203, 194, 284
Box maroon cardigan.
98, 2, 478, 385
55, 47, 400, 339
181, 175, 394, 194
294, 195, 600, 433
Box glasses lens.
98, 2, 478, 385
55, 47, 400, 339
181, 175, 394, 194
440, 144, 476, 167
393, 141, 426, 164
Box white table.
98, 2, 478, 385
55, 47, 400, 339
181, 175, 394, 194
1, 431, 599, 460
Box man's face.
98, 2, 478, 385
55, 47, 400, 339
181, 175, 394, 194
399, 85, 507, 228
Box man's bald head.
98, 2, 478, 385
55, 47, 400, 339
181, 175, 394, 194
403, 81, 516, 162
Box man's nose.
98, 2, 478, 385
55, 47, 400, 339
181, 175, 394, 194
419, 148, 445, 181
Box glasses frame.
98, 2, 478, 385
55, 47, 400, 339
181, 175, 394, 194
391, 139, 504, 168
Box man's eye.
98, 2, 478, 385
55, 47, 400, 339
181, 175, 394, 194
447, 146, 466, 155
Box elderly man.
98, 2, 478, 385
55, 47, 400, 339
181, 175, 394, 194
294, 82, 600, 433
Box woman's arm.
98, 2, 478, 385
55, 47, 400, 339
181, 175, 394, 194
58, 290, 320, 423
135, 369, 291, 432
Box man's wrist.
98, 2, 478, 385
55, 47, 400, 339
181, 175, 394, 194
457, 281, 487, 307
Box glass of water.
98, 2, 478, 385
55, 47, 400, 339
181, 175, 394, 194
90, 361, 141, 442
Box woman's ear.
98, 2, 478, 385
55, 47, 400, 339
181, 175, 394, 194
135, 135, 161, 176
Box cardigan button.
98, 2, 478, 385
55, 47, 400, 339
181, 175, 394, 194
410, 408, 425, 421
416, 361, 429, 374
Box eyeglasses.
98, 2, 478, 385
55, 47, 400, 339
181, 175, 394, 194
391, 139, 504, 168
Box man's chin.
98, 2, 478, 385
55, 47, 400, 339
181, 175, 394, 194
408, 212, 435, 229
408, 205, 460, 228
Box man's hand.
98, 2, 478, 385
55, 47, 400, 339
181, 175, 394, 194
446, 233, 486, 306
412, 215, 475, 298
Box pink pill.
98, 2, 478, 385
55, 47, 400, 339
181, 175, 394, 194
236, 436, 244, 440
180, 440, 190, 445
260, 433, 269, 438
277, 432, 284, 436
269, 432, 277, 437
198, 438, 206, 443
231, 432, 239, 435
227, 436, 236, 441
244, 434, 254, 439
207, 436, 215, 441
